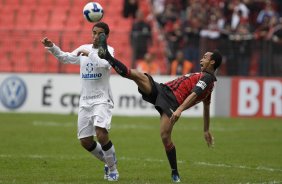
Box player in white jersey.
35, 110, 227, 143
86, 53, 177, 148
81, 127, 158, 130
41, 22, 119, 181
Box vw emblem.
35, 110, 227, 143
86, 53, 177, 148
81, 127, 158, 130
0, 76, 27, 110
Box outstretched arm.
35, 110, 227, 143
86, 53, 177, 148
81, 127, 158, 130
203, 97, 214, 147
41, 37, 80, 64
170, 92, 198, 123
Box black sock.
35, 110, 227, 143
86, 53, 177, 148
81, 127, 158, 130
102, 140, 113, 151
165, 144, 179, 175
106, 54, 130, 78
87, 141, 97, 152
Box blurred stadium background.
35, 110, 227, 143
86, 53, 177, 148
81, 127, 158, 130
0, 0, 281, 183
1, 0, 282, 75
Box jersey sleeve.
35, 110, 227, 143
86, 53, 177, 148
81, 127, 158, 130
191, 74, 214, 96
88, 46, 114, 69
46, 44, 80, 64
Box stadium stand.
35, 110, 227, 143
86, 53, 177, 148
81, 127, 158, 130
2, 0, 280, 76
0, 0, 145, 73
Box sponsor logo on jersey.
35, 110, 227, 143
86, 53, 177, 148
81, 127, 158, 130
0, 76, 27, 109
82, 63, 102, 79
82, 73, 102, 79
196, 80, 207, 90
82, 94, 103, 100
86, 63, 94, 72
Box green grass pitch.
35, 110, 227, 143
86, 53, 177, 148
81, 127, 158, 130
0, 113, 281, 184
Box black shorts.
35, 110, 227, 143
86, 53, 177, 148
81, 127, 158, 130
138, 74, 179, 117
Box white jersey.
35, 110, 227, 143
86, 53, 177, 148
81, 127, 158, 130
46, 44, 114, 109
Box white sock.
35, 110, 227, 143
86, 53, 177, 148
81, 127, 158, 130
90, 142, 105, 163
103, 145, 118, 173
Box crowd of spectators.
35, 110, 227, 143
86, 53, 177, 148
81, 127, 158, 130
154, 0, 282, 76
124, 0, 282, 76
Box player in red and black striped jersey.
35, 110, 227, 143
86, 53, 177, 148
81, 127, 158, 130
87, 33, 222, 183
165, 71, 216, 108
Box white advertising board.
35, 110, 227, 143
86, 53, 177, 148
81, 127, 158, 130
0, 74, 215, 117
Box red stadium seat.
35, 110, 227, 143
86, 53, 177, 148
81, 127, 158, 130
11, 49, 30, 72
26, 47, 50, 73
48, 7, 68, 31
2, 0, 19, 5
14, 8, 34, 30
0, 52, 13, 72
61, 31, 91, 51
0, 0, 136, 73
65, 7, 84, 31
37, 0, 56, 6
0, 6, 18, 30
20, 0, 38, 7
55, 0, 73, 6
71, 0, 87, 8
30, 6, 51, 30
45, 53, 60, 73
41, 30, 60, 44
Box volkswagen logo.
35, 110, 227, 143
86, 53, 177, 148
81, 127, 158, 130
0, 76, 27, 110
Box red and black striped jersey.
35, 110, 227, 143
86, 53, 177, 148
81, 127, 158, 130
164, 72, 217, 107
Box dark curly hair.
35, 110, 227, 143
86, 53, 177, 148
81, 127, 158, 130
211, 50, 222, 70
92, 22, 110, 35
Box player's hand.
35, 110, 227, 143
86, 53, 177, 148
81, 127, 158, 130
204, 131, 214, 148
77, 50, 90, 56
170, 109, 181, 124
41, 37, 54, 47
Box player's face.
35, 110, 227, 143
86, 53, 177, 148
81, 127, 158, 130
200, 52, 214, 71
92, 27, 105, 48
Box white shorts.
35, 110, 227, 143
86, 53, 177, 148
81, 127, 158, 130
77, 104, 113, 139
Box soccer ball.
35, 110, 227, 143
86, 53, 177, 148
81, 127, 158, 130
83, 2, 104, 22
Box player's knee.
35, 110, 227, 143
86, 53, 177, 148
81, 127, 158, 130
79, 138, 93, 151
160, 131, 170, 143
96, 128, 109, 145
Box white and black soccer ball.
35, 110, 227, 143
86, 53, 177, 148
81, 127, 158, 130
83, 2, 104, 22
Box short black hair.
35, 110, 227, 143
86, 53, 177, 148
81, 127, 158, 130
93, 22, 110, 35
211, 50, 222, 70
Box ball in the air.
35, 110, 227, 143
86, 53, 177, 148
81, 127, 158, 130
83, 2, 104, 22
